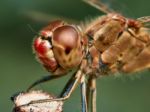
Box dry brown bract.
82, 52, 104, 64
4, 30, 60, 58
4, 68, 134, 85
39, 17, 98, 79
12, 90, 63, 112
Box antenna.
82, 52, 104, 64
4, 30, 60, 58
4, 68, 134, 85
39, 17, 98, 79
27, 24, 39, 36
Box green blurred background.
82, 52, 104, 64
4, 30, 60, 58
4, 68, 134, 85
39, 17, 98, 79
0, 0, 150, 112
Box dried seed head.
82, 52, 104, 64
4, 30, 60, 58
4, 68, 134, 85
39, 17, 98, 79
11, 90, 63, 112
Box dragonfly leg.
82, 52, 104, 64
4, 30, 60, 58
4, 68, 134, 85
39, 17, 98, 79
86, 77, 91, 110
27, 74, 64, 91
91, 77, 97, 112
86, 76, 97, 112
23, 70, 83, 106
81, 75, 88, 112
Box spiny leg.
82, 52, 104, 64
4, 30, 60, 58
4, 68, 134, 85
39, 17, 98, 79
83, 0, 114, 14
90, 77, 97, 112
80, 75, 88, 112
91, 77, 97, 112
86, 76, 97, 112
27, 75, 64, 91
86, 76, 91, 110
23, 70, 83, 106
58, 70, 82, 99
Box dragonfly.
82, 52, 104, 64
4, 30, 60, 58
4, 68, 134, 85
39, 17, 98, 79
24, 0, 150, 112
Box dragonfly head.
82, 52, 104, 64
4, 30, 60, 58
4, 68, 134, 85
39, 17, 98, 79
33, 20, 84, 73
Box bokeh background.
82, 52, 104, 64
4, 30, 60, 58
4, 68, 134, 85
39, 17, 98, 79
0, 0, 150, 112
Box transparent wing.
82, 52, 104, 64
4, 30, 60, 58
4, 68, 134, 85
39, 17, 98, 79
82, 0, 115, 14
137, 16, 150, 27
82, 0, 135, 17
22, 10, 80, 24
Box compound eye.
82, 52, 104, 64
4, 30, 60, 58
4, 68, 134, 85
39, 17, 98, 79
40, 20, 65, 39
53, 25, 79, 54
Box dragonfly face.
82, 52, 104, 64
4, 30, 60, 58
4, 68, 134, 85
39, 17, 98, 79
33, 20, 84, 74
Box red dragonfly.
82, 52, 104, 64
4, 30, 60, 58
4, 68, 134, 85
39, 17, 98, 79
22, 0, 150, 112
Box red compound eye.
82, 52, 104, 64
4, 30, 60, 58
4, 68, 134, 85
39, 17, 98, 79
52, 25, 83, 69
53, 25, 79, 53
